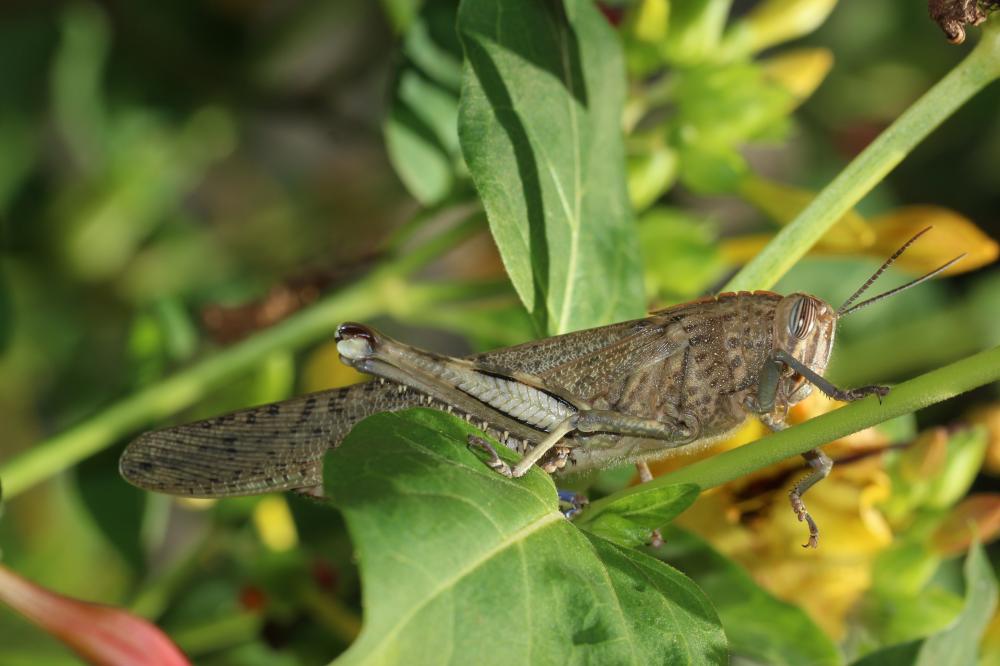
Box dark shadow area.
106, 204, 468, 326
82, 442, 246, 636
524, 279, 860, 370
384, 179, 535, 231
461, 0, 589, 110
462, 37, 551, 334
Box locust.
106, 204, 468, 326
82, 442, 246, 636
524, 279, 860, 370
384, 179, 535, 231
120, 229, 961, 547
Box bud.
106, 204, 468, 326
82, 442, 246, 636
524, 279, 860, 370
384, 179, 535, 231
760, 47, 834, 109
0, 564, 191, 666
253, 495, 299, 551
628, 0, 669, 43
721, 0, 839, 58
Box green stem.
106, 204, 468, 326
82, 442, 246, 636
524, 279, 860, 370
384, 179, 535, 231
724, 16, 1000, 292
595, 345, 1000, 509
0, 213, 482, 500
171, 611, 262, 656
297, 585, 362, 645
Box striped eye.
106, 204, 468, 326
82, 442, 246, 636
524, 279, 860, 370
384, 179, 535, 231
787, 297, 817, 339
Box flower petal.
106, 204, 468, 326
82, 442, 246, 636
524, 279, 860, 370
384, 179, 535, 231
868, 205, 999, 275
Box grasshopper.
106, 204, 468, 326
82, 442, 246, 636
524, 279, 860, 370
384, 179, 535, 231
120, 229, 961, 547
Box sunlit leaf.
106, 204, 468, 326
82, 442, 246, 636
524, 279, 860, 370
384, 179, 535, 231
458, 0, 646, 335
0, 564, 190, 666
325, 409, 727, 665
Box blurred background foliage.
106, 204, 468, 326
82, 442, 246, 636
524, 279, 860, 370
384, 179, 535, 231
0, 0, 998, 664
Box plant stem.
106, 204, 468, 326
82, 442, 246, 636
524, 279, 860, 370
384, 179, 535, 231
724, 15, 1000, 292
595, 345, 1000, 506
0, 213, 482, 500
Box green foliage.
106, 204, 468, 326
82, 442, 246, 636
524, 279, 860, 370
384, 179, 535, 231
576, 483, 699, 548
1, 1, 999, 665
659, 527, 840, 666
852, 543, 998, 666
457, 0, 646, 335
325, 409, 726, 665
384, 0, 465, 205
637, 207, 726, 302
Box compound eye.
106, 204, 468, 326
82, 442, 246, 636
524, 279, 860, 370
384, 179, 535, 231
787, 297, 816, 339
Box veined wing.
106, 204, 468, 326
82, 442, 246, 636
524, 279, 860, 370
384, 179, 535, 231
471, 315, 685, 400
119, 382, 418, 497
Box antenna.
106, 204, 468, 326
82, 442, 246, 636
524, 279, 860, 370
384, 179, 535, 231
837, 227, 964, 317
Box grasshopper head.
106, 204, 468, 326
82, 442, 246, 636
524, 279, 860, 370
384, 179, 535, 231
774, 294, 838, 401
773, 293, 838, 406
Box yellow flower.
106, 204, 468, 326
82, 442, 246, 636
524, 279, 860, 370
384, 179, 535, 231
651, 392, 895, 638
867, 206, 999, 275
724, 176, 998, 276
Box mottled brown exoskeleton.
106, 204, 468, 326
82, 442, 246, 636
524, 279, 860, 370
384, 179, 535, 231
928, 0, 1000, 44
121, 229, 961, 547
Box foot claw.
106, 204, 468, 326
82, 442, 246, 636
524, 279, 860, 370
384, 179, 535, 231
790, 492, 820, 549
467, 435, 513, 478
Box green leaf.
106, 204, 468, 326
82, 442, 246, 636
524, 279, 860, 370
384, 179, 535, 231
852, 543, 998, 666
660, 527, 841, 666
380, 0, 424, 33
671, 62, 792, 148
851, 640, 922, 666
576, 483, 699, 548
458, 0, 646, 335
626, 146, 678, 211
637, 207, 726, 300
915, 543, 997, 666
384, 0, 465, 205
325, 409, 727, 665
923, 426, 988, 510
661, 0, 731, 66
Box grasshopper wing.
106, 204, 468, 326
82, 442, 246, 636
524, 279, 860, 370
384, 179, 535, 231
472, 316, 686, 401
119, 383, 416, 497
